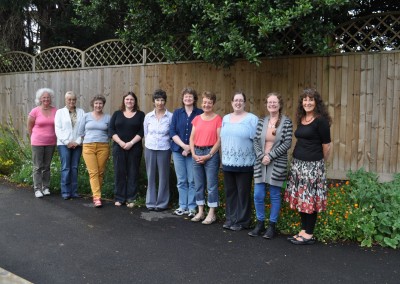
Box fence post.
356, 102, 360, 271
82, 51, 85, 68
143, 47, 147, 65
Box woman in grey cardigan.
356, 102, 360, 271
248, 92, 293, 239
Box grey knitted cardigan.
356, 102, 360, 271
253, 115, 293, 187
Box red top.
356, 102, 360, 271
192, 114, 222, 146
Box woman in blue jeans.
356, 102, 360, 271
170, 87, 203, 217
55, 91, 85, 200
189, 91, 222, 225
248, 92, 293, 239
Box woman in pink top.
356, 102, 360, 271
189, 91, 222, 225
27, 88, 57, 198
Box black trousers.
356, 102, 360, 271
223, 170, 253, 228
112, 143, 142, 203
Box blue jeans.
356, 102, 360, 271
254, 183, 281, 222
57, 145, 82, 198
172, 151, 196, 211
192, 148, 220, 208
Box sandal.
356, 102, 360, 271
290, 236, 316, 245
191, 213, 205, 222
93, 198, 102, 208
202, 215, 217, 225
287, 234, 300, 241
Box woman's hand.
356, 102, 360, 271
262, 155, 270, 166
121, 141, 134, 150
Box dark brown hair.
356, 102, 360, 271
231, 92, 247, 102
120, 92, 139, 112
295, 88, 332, 126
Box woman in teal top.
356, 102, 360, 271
220, 92, 258, 231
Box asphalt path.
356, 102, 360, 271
0, 180, 399, 284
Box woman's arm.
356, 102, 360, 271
323, 142, 332, 161
27, 115, 35, 137
189, 126, 196, 157
253, 118, 265, 160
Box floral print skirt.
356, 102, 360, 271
284, 158, 328, 214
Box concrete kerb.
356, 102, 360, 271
0, 267, 32, 284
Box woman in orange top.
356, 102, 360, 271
189, 91, 222, 225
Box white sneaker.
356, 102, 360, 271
188, 210, 196, 218
42, 188, 50, 196
173, 208, 188, 216
35, 191, 44, 198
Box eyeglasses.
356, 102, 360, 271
233, 99, 245, 103
267, 101, 279, 105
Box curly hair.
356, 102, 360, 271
295, 88, 332, 126
35, 88, 55, 106
90, 95, 106, 108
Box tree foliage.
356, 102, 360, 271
1, 0, 398, 64
0, 0, 115, 53
72, 0, 399, 66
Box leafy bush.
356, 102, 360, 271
0, 121, 30, 175
346, 169, 400, 248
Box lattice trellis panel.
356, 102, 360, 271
36, 47, 82, 70
265, 28, 314, 56
334, 12, 400, 53
0, 52, 33, 73
172, 35, 197, 61
85, 40, 143, 66
1, 12, 400, 74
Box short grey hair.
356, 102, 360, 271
65, 91, 76, 98
35, 88, 55, 106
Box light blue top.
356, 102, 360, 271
79, 112, 111, 144
220, 112, 258, 169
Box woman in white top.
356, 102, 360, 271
55, 91, 85, 200
144, 89, 173, 211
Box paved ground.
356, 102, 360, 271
0, 180, 399, 284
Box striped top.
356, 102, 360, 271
253, 115, 293, 187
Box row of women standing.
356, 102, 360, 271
28, 87, 331, 244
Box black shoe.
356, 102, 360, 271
263, 222, 276, 239
155, 207, 168, 212
230, 224, 244, 231
286, 234, 299, 241
147, 207, 155, 211
291, 236, 316, 245
248, 220, 266, 237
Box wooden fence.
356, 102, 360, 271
0, 52, 399, 181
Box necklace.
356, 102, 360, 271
268, 118, 278, 128
304, 116, 314, 123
